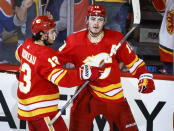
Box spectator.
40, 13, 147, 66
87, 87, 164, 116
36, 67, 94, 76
95, 0, 127, 32
119, 2, 132, 35
14, 0, 67, 50
73, 0, 89, 32
0, 0, 16, 64
46, 0, 67, 50
13, 0, 37, 46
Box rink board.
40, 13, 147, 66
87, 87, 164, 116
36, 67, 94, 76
0, 72, 173, 131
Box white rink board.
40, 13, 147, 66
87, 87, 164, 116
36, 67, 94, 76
0, 73, 174, 131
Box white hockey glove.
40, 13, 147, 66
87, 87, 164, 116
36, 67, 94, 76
79, 64, 101, 81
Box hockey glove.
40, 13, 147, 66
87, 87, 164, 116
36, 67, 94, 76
138, 73, 155, 93
80, 64, 101, 81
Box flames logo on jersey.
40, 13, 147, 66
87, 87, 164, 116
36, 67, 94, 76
166, 10, 174, 34
83, 53, 112, 79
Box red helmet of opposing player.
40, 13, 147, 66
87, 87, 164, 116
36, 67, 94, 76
31, 16, 55, 34
87, 4, 106, 17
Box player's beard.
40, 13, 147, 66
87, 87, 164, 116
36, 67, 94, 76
43, 40, 52, 46
88, 26, 105, 37
43, 36, 55, 46
88, 29, 103, 37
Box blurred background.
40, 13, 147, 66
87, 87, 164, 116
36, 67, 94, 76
0, 0, 173, 75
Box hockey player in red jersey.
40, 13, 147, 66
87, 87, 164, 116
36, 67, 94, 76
15, 16, 101, 131
57, 4, 155, 131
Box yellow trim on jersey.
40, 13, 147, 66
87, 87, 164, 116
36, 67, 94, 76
132, 62, 145, 76
18, 93, 59, 105
159, 46, 173, 55
93, 89, 124, 100
18, 106, 58, 117
90, 83, 121, 92
55, 70, 68, 85
95, 0, 126, 2
48, 69, 62, 81
126, 55, 139, 68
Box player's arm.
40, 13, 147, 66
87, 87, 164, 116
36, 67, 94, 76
47, 65, 100, 87
116, 41, 155, 93
38, 54, 101, 88
57, 36, 76, 65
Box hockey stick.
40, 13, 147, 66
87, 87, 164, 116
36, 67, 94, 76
49, 0, 141, 126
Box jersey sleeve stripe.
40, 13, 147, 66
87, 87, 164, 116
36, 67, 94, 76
54, 70, 68, 85
132, 62, 145, 76
126, 55, 139, 68
48, 69, 62, 81
128, 59, 143, 73
50, 69, 64, 84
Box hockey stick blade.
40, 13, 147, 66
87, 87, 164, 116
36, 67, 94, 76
49, 0, 141, 126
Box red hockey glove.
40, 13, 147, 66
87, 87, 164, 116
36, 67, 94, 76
138, 73, 155, 93
80, 64, 101, 81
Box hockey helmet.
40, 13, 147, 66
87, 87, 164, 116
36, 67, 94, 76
87, 4, 106, 17
31, 16, 56, 34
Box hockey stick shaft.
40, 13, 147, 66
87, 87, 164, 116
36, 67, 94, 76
49, 0, 141, 126
49, 80, 89, 126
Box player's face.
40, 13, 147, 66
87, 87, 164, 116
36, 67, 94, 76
87, 16, 105, 35
47, 28, 58, 44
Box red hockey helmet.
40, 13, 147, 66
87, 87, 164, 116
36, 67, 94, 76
87, 4, 106, 17
31, 16, 56, 34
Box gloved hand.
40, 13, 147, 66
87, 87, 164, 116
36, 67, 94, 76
138, 73, 155, 93
79, 64, 101, 81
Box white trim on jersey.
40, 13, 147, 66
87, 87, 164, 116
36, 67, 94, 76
18, 99, 59, 111
129, 59, 143, 73
51, 69, 64, 84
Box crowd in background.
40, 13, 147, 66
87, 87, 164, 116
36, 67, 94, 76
0, 0, 173, 75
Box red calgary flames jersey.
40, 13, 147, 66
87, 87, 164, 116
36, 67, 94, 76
15, 38, 83, 121
57, 29, 147, 103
